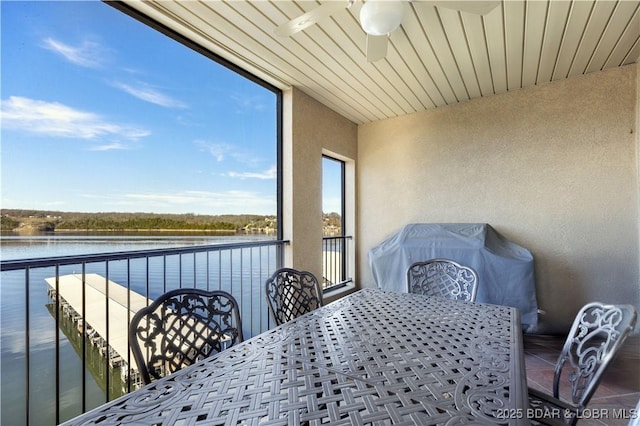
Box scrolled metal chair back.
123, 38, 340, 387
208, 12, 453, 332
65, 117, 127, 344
129, 288, 243, 385
407, 258, 478, 302
553, 302, 636, 408
265, 268, 323, 326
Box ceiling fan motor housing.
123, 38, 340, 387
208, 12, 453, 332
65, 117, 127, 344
360, 0, 407, 36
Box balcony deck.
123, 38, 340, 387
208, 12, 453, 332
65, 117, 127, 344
524, 334, 640, 425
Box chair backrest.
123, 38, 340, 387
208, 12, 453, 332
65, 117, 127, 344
129, 288, 243, 385
265, 268, 323, 326
407, 258, 478, 302
553, 302, 637, 408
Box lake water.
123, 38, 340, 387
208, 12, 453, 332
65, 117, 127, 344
0, 232, 272, 260
0, 233, 276, 425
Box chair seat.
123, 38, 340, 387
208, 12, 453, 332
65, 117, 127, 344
528, 387, 580, 425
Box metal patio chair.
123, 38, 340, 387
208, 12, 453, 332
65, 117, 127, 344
407, 258, 479, 302
265, 267, 323, 326
129, 288, 243, 385
528, 302, 637, 425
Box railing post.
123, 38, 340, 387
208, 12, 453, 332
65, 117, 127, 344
81, 264, 87, 413
104, 263, 110, 402
55, 265, 61, 425
24, 267, 30, 426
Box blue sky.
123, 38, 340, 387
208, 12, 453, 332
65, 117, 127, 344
1, 0, 285, 216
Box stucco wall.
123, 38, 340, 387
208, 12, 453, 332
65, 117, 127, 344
636, 63, 640, 320
357, 64, 639, 334
283, 88, 357, 284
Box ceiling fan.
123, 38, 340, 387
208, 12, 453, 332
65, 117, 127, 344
274, 0, 500, 63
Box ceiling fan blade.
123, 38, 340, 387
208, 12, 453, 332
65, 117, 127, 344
429, 1, 500, 15
274, 1, 351, 37
366, 34, 388, 63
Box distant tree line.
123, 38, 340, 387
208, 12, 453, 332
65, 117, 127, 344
323, 212, 342, 228
0, 216, 20, 231
1, 209, 277, 232
55, 216, 238, 231
1, 209, 342, 233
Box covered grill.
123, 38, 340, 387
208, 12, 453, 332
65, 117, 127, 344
368, 223, 538, 331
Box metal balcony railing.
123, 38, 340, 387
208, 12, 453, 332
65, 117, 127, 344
0, 236, 354, 425
0, 240, 287, 425
322, 235, 353, 291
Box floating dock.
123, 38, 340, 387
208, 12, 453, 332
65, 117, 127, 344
45, 273, 151, 383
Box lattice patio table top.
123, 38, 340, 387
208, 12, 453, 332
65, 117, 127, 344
62, 288, 528, 425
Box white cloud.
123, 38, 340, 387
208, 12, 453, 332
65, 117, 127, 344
1, 96, 150, 140
125, 190, 265, 205
42, 38, 107, 68
89, 142, 129, 151
194, 140, 265, 166
227, 165, 276, 180
230, 94, 266, 112
113, 81, 187, 109
122, 190, 274, 213
195, 140, 234, 162
0, 196, 67, 211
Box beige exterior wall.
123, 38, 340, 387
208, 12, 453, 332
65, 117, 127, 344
357, 64, 639, 334
283, 88, 358, 294
637, 64, 640, 320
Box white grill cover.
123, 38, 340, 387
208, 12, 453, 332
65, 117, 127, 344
368, 223, 538, 331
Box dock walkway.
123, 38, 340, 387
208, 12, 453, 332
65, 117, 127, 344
45, 273, 151, 373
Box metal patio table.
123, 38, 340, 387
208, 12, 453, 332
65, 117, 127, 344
62, 288, 528, 425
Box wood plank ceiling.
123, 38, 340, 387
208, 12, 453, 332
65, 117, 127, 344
124, 0, 640, 125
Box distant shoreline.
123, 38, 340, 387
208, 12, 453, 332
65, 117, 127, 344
0, 209, 278, 234
0, 208, 341, 235
51, 228, 243, 233
1, 228, 276, 236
